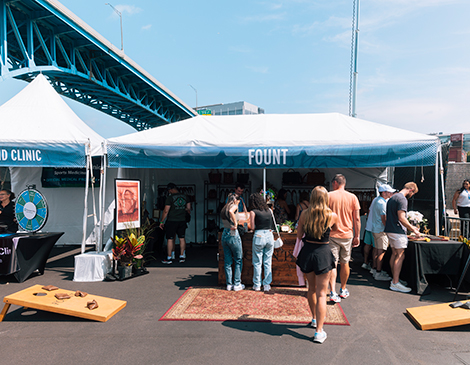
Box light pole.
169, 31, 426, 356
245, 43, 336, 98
105, 3, 123, 51
189, 84, 198, 109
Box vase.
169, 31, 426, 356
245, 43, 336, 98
118, 264, 133, 279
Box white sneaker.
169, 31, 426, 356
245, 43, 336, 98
313, 330, 327, 344
374, 271, 392, 281
370, 268, 377, 276
252, 285, 261, 291
263, 284, 271, 292
329, 291, 341, 303
361, 263, 371, 270
399, 279, 408, 286
233, 284, 245, 291
226, 285, 233, 291
390, 281, 411, 293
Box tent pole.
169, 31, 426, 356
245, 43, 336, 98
99, 145, 108, 252
438, 145, 446, 235
81, 143, 91, 254
263, 168, 266, 200
435, 147, 439, 235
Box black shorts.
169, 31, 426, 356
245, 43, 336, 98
296, 242, 336, 275
165, 221, 187, 240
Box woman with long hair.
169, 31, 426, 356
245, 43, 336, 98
274, 188, 290, 224
296, 186, 337, 344
0, 189, 18, 233
452, 179, 470, 236
249, 193, 275, 291
220, 193, 245, 291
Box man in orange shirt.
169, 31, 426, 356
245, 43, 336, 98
328, 174, 361, 302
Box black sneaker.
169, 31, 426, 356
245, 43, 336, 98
162, 259, 173, 264
179, 256, 186, 263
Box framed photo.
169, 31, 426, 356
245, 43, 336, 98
115, 179, 141, 231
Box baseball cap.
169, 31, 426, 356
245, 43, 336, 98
378, 184, 395, 193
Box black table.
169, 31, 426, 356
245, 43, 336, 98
0, 232, 64, 283
404, 238, 465, 295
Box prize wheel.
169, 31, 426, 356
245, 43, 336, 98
15, 188, 49, 232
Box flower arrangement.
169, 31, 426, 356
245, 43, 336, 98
111, 220, 155, 268
407, 211, 429, 234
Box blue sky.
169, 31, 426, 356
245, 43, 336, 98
1, 0, 469, 138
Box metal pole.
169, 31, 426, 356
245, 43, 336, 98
189, 84, 198, 109
105, 3, 123, 51
351, 0, 360, 118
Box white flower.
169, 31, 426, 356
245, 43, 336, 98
407, 211, 424, 223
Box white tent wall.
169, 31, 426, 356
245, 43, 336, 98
10, 166, 118, 245
114, 167, 388, 244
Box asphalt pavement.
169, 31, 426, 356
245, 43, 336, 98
1, 244, 470, 365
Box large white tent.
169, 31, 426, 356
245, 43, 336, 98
0, 74, 115, 245
107, 113, 439, 169
106, 113, 442, 238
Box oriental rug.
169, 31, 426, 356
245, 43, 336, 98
160, 286, 349, 325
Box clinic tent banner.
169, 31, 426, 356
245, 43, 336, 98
0, 74, 104, 167
107, 113, 439, 169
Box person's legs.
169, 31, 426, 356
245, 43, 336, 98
391, 248, 405, 284
339, 262, 350, 291
314, 271, 330, 334
328, 239, 340, 295
231, 234, 243, 287
363, 243, 372, 265
166, 239, 174, 258
252, 231, 264, 288
221, 234, 234, 287
305, 271, 317, 320
262, 231, 275, 286
372, 246, 378, 270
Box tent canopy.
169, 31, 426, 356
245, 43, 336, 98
107, 113, 439, 169
0, 74, 104, 167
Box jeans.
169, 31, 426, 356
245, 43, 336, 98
221, 228, 243, 286
252, 229, 274, 287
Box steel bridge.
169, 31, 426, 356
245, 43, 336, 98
0, 0, 196, 130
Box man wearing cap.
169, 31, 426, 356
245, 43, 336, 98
384, 182, 420, 293
159, 183, 191, 264
369, 184, 395, 281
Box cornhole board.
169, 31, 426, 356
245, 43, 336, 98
406, 301, 470, 330
0, 285, 126, 322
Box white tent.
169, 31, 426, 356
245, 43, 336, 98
0, 74, 114, 246
106, 113, 443, 236
107, 113, 439, 169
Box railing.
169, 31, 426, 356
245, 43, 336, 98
444, 217, 470, 240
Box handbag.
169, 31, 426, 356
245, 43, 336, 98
224, 171, 234, 184
237, 170, 250, 184
270, 209, 283, 249
208, 169, 222, 184
304, 169, 325, 186
282, 169, 302, 185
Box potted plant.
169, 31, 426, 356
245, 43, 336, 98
112, 220, 155, 279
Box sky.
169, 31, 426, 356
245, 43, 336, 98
1, 0, 469, 138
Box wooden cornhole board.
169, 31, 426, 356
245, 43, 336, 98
0, 285, 126, 322
406, 301, 470, 330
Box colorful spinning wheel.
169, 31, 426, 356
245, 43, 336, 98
15, 188, 49, 232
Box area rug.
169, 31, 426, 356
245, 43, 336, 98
160, 287, 349, 325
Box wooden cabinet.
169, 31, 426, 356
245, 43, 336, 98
218, 232, 302, 286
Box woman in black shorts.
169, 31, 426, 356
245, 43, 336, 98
296, 186, 337, 344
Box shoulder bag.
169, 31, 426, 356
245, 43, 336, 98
269, 209, 283, 249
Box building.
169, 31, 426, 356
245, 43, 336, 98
195, 101, 264, 116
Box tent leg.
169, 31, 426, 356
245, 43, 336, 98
81, 148, 91, 254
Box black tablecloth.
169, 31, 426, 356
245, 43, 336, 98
0, 232, 64, 283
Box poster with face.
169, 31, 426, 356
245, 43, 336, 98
115, 179, 140, 231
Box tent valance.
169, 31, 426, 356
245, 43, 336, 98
107, 113, 439, 169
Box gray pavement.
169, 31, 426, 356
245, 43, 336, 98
1, 244, 470, 365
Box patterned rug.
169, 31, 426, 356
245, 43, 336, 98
160, 287, 349, 325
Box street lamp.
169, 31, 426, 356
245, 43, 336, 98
105, 3, 123, 51
188, 84, 198, 109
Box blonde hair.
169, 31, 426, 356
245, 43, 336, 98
303, 186, 333, 240
404, 182, 418, 194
